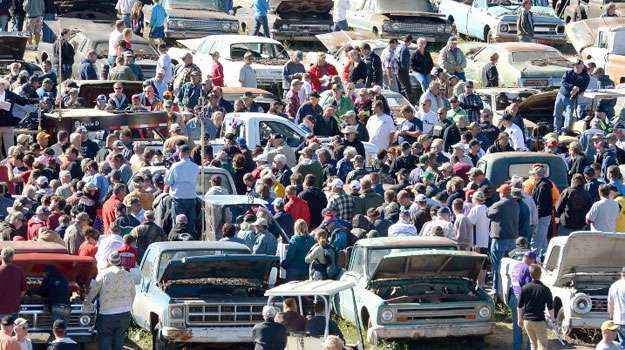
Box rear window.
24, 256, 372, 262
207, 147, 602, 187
509, 163, 550, 179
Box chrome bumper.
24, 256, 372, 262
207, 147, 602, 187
567, 313, 606, 330
368, 321, 495, 341
492, 32, 567, 44
162, 326, 253, 343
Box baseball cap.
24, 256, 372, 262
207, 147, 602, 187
13, 317, 28, 328
1, 314, 15, 326
472, 190, 486, 202
163, 99, 173, 107
331, 178, 344, 189
602, 320, 619, 332
96, 94, 107, 102
272, 198, 285, 207
349, 180, 361, 191
437, 207, 451, 216
179, 144, 191, 153
108, 251, 122, 266
416, 194, 427, 203
76, 126, 88, 133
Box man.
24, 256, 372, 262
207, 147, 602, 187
252, 218, 277, 255
23, 0, 44, 48
0, 248, 26, 319
501, 114, 526, 151
115, 0, 133, 27
411, 37, 434, 93
517, 264, 555, 350
177, 70, 202, 111
0, 315, 20, 350
285, 185, 310, 225
299, 174, 326, 228
366, 100, 396, 150
531, 164, 553, 257
47, 319, 78, 350
296, 92, 322, 124
342, 124, 365, 158
108, 82, 129, 111
326, 178, 354, 222
0, 79, 32, 156
388, 209, 417, 237
64, 212, 90, 255
264, 133, 296, 167
108, 56, 136, 81
282, 51, 305, 96
252, 306, 287, 350
397, 35, 413, 99
458, 81, 483, 123
587, 184, 620, 232
239, 51, 257, 88
332, 0, 349, 31
53, 28, 75, 80
517, 0, 535, 42
173, 53, 202, 93
381, 39, 399, 91
309, 53, 338, 92
596, 320, 621, 350
487, 184, 519, 296
482, 52, 499, 87
509, 251, 536, 350
554, 60, 590, 134
252, 0, 270, 37
26, 205, 49, 240
165, 144, 200, 239
608, 268, 625, 346
439, 36, 466, 80
285, 79, 303, 120
306, 302, 344, 338
78, 50, 98, 80
85, 252, 136, 350
361, 43, 382, 88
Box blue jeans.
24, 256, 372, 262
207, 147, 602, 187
553, 92, 574, 133
490, 238, 515, 295
533, 216, 551, 259
333, 20, 348, 31
509, 293, 529, 350
97, 312, 131, 350
42, 13, 54, 43
451, 71, 466, 81
0, 15, 8, 31
172, 198, 198, 239
121, 13, 131, 28
414, 72, 431, 92
252, 15, 269, 37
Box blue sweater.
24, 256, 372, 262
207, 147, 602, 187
558, 69, 590, 97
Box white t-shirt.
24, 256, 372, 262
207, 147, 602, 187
420, 218, 454, 239
609, 278, 625, 325
586, 198, 620, 232
108, 29, 123, 57
467, 203, 490, 248
333, 0, 350, 22
366, 113, 396, 150
418, 110, 438, 134
596, 340, 621, 350
388, 221, 418, 237
157, 53, 173, 83
505, 123, 526, 151
95, 233, 123, 270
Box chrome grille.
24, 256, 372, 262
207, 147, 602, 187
389, 22, 444, 33
18, 304, 95, 330
186, 303, 264, 325
396, 306, 475, 321
534, 25, 559, 34
176, 19, 234, 32
591, 297, 608, 312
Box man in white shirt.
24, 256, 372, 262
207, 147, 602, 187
95, 223, 124, 270
115, 0, 134, 28
466, 191, 490, 252
501, 114, 526, 151
420, 207, 454, 238
418, 99, 438, 135
156, 44, 173, 84
388, 210, 417, 237
608, 268, 625, 344
366, 100, 396, 150
108, 20, 125, 66
333, 0, 350, 31
586, 184, 620, 232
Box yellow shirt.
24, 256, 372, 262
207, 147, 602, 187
615, 196, 625, 232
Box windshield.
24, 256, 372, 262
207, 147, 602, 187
377, 0, 433, 12
366, 246, 456, 278
168, 0, 226, 11
488, 0, 548, 6
511, 50, 566, 63
230, 43, 288, 60
95, 42, 157, 59
158, 249, 249, 277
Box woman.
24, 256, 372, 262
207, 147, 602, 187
282, 219, 315, 281
565, 141, 589, 181
131, 2, 144, 36
555, 174, 592, 236
116, 28, 133, 58
305, 230, 335, 280
209, 51, 224, 87
13, 318, 33, 350
232, 154, 247, 195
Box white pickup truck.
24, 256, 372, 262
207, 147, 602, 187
211, 112, 379, 162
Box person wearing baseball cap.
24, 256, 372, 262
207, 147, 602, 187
554, 57, 590, 134
596, 320, 620, 349
251, 216, 277, 255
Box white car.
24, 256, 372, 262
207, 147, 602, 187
171, 34, 288, 94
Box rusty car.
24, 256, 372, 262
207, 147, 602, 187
269, 0, 333, 41
558, 0, 625, 23
336, 237, 494, 344
131, 241, 278, 348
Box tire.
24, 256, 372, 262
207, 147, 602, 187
485, 28, 495, 43
362, 310, 377, 345
372, 27, 380, 38
153, 330, 177, 350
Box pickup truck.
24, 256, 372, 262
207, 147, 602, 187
567, 17, 625, 84
438, 0, 566, 43
132, 241, 278, 348
214, 112, 380, 163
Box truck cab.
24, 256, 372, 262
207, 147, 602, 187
582, 26, 625, 84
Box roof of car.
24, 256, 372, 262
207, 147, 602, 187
265, 280, 356, 297
200, 34, 281, 44
147, 241, 251, 252
479, 151, 564, 162
493, 42, 557, 52
0, 241, 68, 253
355, 236, 457, 248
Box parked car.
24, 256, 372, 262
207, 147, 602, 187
73, 80, 144, 108
476, 151, 569, 190
462, 42, 571, 88
0, 32, 42, 77
132, 241, 278, 348
221, 86, 279, 112
270, 0, 333, 41
202, 195, 269, 241
567, 18, 625, 85
558, 0, 625, 23
346, 0, 453, 43
0, 241, 98, 345
498, 232, 625, 336
144, 0, 240, 40
438, 0, 566, 43
171, 35, 288, 95
337, 237, 494, 344
132, 165, 237, 196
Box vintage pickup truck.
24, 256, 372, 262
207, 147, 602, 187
132, 241, 278, 348
558, 0, 625, 23
476, 152, 569, 190
337, 237, 494, 344
270, 0, 333, 41
438, 0, 566, 43
0, 241, 98, 345
567, 17, 625, 85
499, 232, 625, 336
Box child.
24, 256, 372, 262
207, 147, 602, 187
118, 234, 138, 270
78, 228, 99, 258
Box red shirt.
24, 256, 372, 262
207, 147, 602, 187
0, 264, 26, 314
26, 217, 47, 241
78, 241, 98, 257
48, 212, 61, 231
102, 194, 123, 234
310, 63, 338, 92
285, 196, 311, 226
118, 244, 138, 270
210, 61, 224, 87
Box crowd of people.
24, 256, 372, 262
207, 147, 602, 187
2, 0, 625, 349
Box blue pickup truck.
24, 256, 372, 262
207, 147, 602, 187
438, 0, 566, 44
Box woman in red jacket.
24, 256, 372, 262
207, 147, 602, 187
209, 51, 224, 87
309, 53, 338, 92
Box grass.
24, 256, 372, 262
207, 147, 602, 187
126, 326, 152, 350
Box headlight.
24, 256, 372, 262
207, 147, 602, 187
169, 305, 184, 319
380, 308, 394, 322
221, 22, 229, 30
571, 293, 592, 314
499, 24, 509, 32
556, 25, 565, 34
478, 306, 492, 319
79, 315, 91, 326
382, 21, 391, 31
231, 22, 239, 32
391, 22, 400, 31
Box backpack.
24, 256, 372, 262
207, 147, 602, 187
323, 244, 341, 280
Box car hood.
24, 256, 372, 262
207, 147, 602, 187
488, 5, 557, 19
160, 254, 278, 285
270, 0, 332, 15
166, 7, 238, 21
0, 33, 28, 62
13, 253, 97, 287
371, 250, 486, 282
378, 11, 445, 18
316, 31, 377, 53
549, 232, 625, 287
520, 63, 569, 76
566, 17, 625, 52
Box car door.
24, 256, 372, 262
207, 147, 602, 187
439, 0, 471, 35
337, 246, 366, 322
346, 0, 368, 31
258, 120, 305, 150
132, 248, 157, 330
467, 0, 488, 40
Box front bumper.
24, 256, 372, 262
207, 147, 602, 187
164, 29, 238, 40
567, 313, 605, 330
368, 321, 495, 341
491, 32, 567, 44
271, 29, 330, 41
162, 326, 254, 343
381, 31, 451, 43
